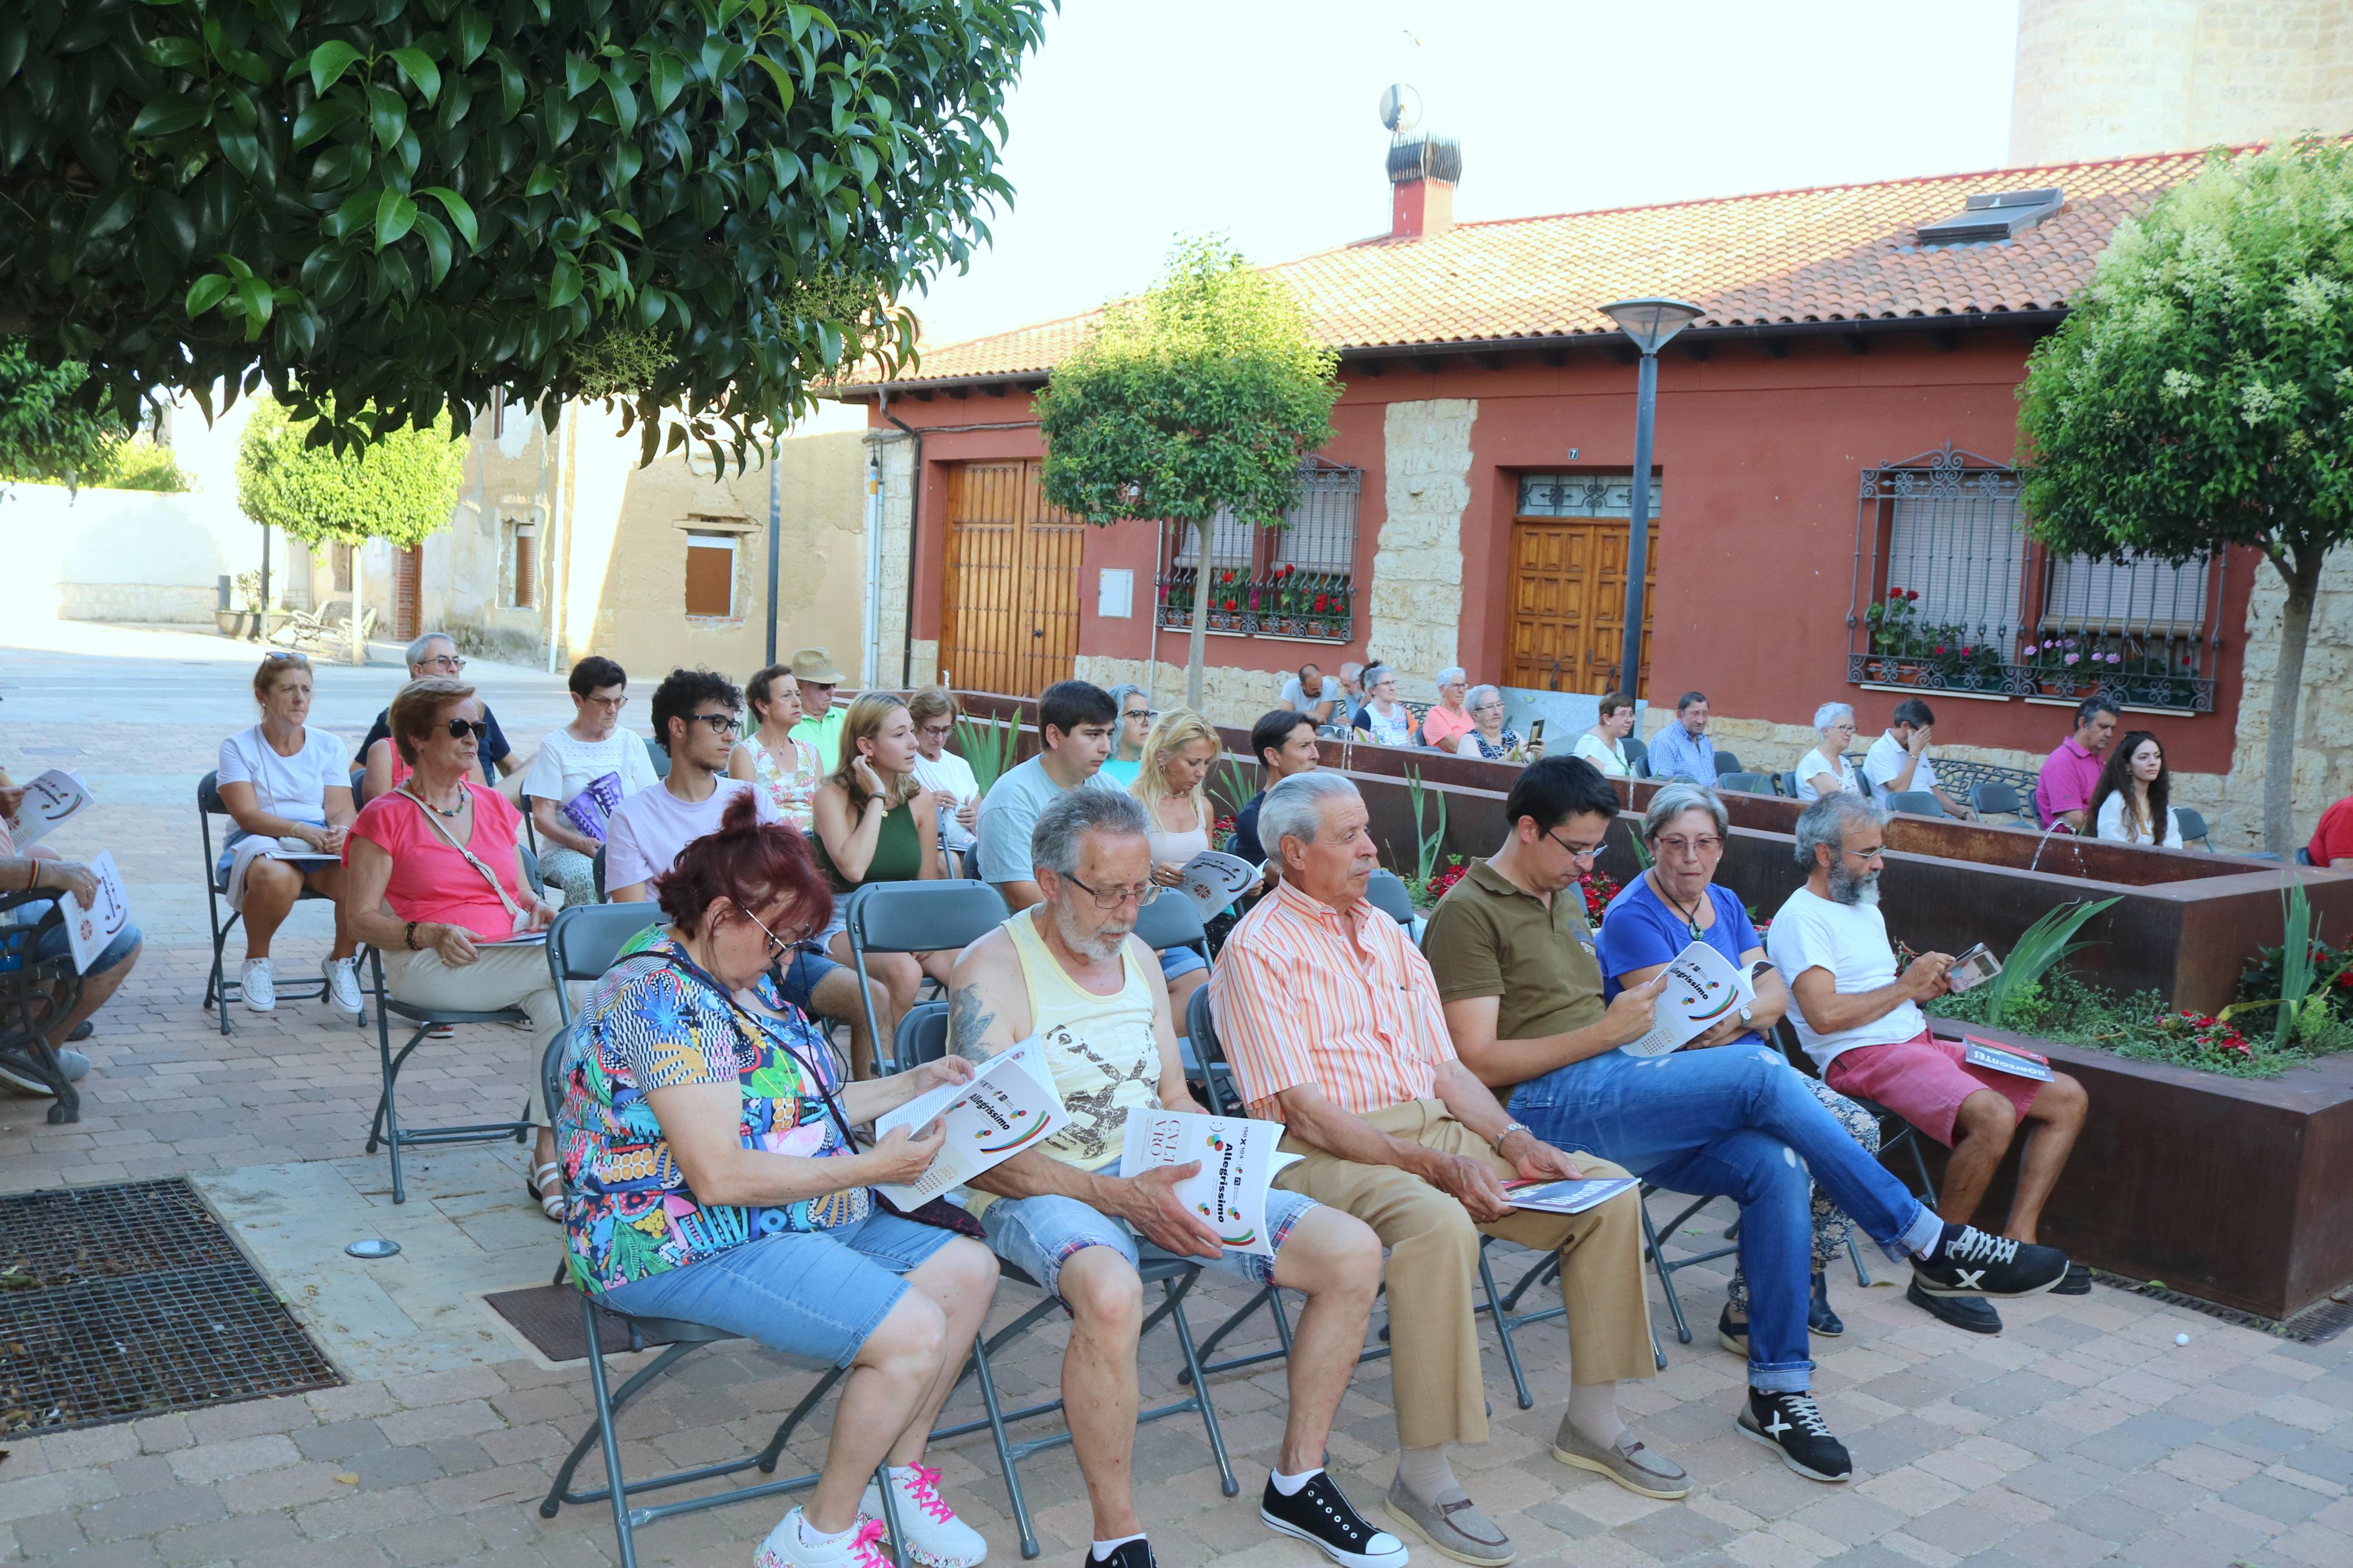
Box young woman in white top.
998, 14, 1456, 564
1128, 707, 1221, 1026
1350, 665, 1417, 747
727, 663, 824, 834
1794, 702, 1863, 802
215, 652, 359, 1016
2089, 730, 2185, 849
1573, 692, 1636, 778
517, 656, 658, 906
903, 686, 981, 869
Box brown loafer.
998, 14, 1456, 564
1552, 1421, 1692, 1499
1383, 1477, 1514, 1566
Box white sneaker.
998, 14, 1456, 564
755, 1508, 893, 1568
859, 1464, 989, 1568
241, 958, 277, 1013
322, 955, 364, 1018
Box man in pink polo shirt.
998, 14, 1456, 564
2033, 698, 2118, 830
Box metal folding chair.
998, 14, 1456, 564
1883, 790, 1946, 817
1638, 1186, 1740, 1348
1968, 780, 2029, 824
1717, 772, 1773, 795
546, 904, 663, 1026
842, 880, 1008, 1076
1713, 751, 1744, 776
363, 944, 533, 1204
1622, 734, 1649, 775
591, 844, 608, 901
1364, 867, 1417, 926
1, 891, 84, 1124
2175, 806, 2214, 851
197, 770, 332, 1033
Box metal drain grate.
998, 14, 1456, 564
2088, 1269, 2353, 1346
0, 1180, 340, 1432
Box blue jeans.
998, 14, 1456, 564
1509, 1042, 1939, 1393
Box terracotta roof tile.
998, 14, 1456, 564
864, 145, 2241, 387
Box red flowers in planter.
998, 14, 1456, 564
1578, 866, 1621, 923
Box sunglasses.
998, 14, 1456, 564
443, 718, 489, 741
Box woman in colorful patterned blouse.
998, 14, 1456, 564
556, 794, 998, 1568
728, 663, 824, 833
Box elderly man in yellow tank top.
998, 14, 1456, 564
948, 788, 1401, 1568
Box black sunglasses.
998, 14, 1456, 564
444, 718, 489, 741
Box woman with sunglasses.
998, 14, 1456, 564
560, 791, 999, 1568
1098, 683, 1154, 787
343, 677, 569, 1216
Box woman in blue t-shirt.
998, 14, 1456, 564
1596, 783, 1882, 1343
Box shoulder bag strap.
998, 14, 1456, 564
399, 786, 524, 922
652, 952, 861, 1149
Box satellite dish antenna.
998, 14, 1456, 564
1378, 83, 1422, 136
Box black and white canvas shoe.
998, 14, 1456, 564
1262, 1473, 1409, 1568
1737, 1389, 1853, 1483
1080, 1542, 1155, 1568
1912, 1225, 2068, 1298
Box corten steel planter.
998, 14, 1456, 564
1912, 1021, 2353, 1320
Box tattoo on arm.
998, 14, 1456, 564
949, 983, 998, 1062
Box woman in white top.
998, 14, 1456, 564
1794, 703, 1863, 802
1350, 665, 1417, 747
902, 686, 981, 870
2089, 730, 2185, 849
1573, 692, 1636, 778
1129, 707, 1220, 1025
518, 656, 658, 906
727, 663, 825, 834
215, 652, 359, 1016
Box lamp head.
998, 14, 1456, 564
1598, 298, 1705, 355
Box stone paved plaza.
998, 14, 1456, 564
2, 623, 2350, 1568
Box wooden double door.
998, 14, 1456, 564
1505, 518, 1658, 695
941, 460, 1086, 697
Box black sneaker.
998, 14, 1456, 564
1262, 1472, 1408, 1568
1717, 1303, 1749, 1357
1809, 1270, 1845, 1337
1737, 1389, 1852, 1482
1082, 1542, 1155, 1568
1912, 1225, 2068, 1298
2052, 1263, 2092, 1295
1907, 1278, 2002, 1334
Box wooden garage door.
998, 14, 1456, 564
941, 460, 1085, 697
1506, 518, 1657, 694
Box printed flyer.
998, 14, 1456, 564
872, 1037, 1070, 1207
1118, 1108, 1303, 1258
1620, 941, 1757, 1058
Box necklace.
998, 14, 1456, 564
402, 781, 466, 819
1653, 869, 1708, 942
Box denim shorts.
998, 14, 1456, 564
979, 1188, 1316, 1300
1158, 945, 1207, 982
776, 945, 843, 1016
24, 912, 142, 976
598, 1208, 967, 1367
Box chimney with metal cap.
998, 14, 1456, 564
1379, 84, 1460, 240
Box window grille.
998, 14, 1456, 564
1514, 472, 1664, 518
1157, 460, 1360, 642
1848, 445, 2220, 712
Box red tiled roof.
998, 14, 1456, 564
860, 145, 2240, 387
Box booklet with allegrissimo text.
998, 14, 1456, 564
1619, 941, 1756, 1058
1118, 1108, 1303, 1258
871, 1037, 1070, 1208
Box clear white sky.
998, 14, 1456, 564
904, 0, 2023, 353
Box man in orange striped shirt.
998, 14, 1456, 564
1211, 773, 1672, 1568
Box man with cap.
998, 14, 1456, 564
787, 647, 847, 770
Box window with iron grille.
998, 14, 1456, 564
1848, 445, 2221, 712
1514, 472, 1664, 518
1156, 460, 1360, 642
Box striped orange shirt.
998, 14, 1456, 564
1209, 878, 1458, 1121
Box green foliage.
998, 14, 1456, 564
1926, 970, 2351, 1080
951, 714, 1017, 797
2017, 141, 2353, 848
100, 439, 193, 493
0, 338, 128, 486
1211, 756, 1256, 819
0, 1, 1050, 465
1978, 897, 2120, 1028
1038, 234, 1340, 528
1396, 766, 1449, 898
237, 397, 465, 549
2224, 906, 2353, 1041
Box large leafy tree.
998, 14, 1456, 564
2019, 140, 2353, 853
1038, 236, 1339, 710
1, 0, 1049, 464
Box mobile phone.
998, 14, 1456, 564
1945, 943, 2003, 993
1528, 718, 1545, 746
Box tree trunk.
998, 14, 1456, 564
1186, 515, 1209, 712
350, 541, 367, 667
2261, 553, 2321, 855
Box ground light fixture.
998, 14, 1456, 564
1596, 297, 1705, 700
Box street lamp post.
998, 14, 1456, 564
1596, 298, 1703, 702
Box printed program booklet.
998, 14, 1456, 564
1118, 1108, 1303, 1259
1962, 1036, 2053, 1082
1173, 851, 1261, 922
871, 1037, 1070, 1208
62, 849, 133, 975
1619, 940, 1757, 1057
1504, 1176, 1641, 1215
559, 772, 626, 842
9, 769, 93, 848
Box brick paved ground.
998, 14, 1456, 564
4, 625, 2350, 1568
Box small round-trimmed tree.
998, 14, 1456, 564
2019, 140, 2353, 852
0, 339, 128, 489
1038, 236, 1339, 710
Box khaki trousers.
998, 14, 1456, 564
382, 945, 581, 1125
1275, 1098, 1654, 1449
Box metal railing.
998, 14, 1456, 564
1157, 461, 1360, 643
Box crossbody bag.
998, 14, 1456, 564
398, 784, 531, 934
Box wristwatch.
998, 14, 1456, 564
1491, 1121, 1530, 1156
1738, 1004, 1754, 1027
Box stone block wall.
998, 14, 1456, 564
1073, 654, 1286, 731
1369, 399, 1477, 699
871, 432, 917, 687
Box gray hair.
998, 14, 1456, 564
405, 630, 456, 668
1032, 786, 1149, 880
1259, 772, 1361, 859
1467, 684, 1504, 712
1339, 660, 1364, 683
1792, 792, 1881, 868
1812, 701, 1855, 732
1643, 783, 1729, 842
1106, 682, 1147, 715
1436, 666, 1468, 687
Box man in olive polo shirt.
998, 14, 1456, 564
1423, 759, 2059, 1487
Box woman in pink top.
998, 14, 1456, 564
1417, 666, 1477, 751
343, 677, 570, 1218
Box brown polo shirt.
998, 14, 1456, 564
1420, 858, 1607, 1040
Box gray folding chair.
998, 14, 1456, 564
546, 903, 664, 1026
1776, 769, 1800, 799
1969, 780, 2028, 824
2175, 806, 2213, 851
2297, 847, 2315, 866
1717, 771, 1773, 795
1713, 751, 1744, 776
842, 880, 1008, 1075
363, 944, 532, 1204
197, 770, 334, 1033
591, 844, 608, 901
1883, 790, 1946, 817
1622, 734, 1648, 775
1365, 867, 1417, 926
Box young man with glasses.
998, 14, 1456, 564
358, 634, 519, 796
606, 670, 891, 1073
949, 787, 1397, 1568
1426, 763, 2070, 1484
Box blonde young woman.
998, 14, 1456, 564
727, 663, 824, 833
809, 694, 949, 1066
1127, 707, 1220, 1020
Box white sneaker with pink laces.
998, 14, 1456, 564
755, 1509, 892, 1568
860, 1463, 989, 1567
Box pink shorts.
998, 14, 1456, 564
1823, 1029, 2045, 1147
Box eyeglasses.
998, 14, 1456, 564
1543, 829, 1602, 864
1653, 835, 1724, 856
262, 651, 310, 666
420, 654, 467, 673
1063, 873, 1162, 910
1842, 844, 1887, 863
739, 904, 798, 958
1126, 709, 1156, 723
583, 694, 629, 712
688, 712, 739, 737
444, 718, 489, 741
917, 721, 955, 738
